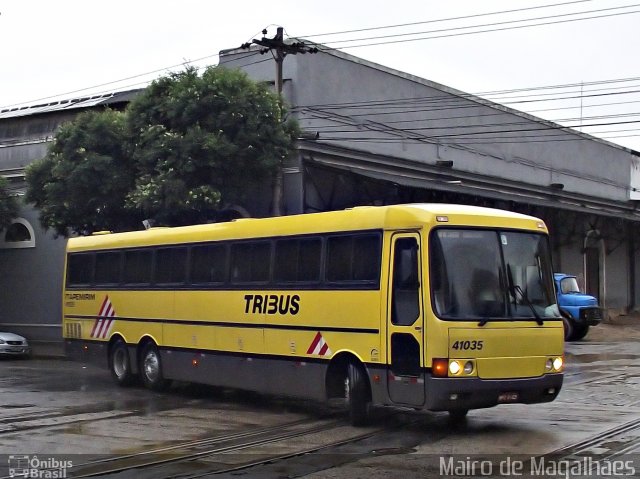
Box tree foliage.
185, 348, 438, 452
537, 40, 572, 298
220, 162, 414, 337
126, 66, 298, 225
25, 109, 140, 236
25, 66, 299, 235
0, 176, 19, 232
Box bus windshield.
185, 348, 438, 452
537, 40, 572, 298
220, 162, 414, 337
430, 229, 558, 321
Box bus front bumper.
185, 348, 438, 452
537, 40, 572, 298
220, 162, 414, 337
424, 373, 563, 411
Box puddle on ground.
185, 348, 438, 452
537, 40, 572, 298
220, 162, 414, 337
564, 353, 638, 363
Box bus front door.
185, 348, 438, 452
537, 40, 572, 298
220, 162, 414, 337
386, 233, 425, 407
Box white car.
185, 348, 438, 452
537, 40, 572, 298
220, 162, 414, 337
0, 332, 31, 357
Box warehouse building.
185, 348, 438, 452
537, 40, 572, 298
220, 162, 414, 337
1, 46, 638, 346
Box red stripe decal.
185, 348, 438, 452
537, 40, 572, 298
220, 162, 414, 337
90, 319, 100, 338
318, 342, 329, 356
101, 319, 113, 338
306, 332, 322, 354
98, 296, 110, 317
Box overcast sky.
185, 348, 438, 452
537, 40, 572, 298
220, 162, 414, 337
1, 0, 638, 151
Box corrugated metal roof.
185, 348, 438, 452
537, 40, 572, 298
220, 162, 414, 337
0, 89, 143, 120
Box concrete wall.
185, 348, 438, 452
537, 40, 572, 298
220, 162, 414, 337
0, 202, 66, 344
222, 48, 637, 205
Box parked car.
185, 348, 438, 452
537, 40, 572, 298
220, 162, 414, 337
0, 332, 31, 357
554, 273, 602, 341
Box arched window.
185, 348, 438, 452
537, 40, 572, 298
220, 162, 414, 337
0, 218, 36, 249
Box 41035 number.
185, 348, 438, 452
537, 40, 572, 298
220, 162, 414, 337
451, 340, 483, 351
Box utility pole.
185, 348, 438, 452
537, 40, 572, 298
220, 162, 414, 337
242, 27, 317, 216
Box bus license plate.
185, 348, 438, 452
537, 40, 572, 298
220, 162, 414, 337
498, 392, 519, 403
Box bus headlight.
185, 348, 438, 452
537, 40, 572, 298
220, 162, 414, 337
546, 356, 563, 372
463, 361, 474, 374
449, 360, 461, 375
552, 357, 564, 371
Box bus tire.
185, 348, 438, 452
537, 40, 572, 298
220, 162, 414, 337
560, 309, 575, 341
140, 342, 171, 391
448, 409, 468, 423
345, 363, 371, 427
109, 339, 135, 386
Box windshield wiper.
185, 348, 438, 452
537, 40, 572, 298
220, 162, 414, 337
478, 317, 490, 327
512, 284, 544, 325
506, 264, 543, 325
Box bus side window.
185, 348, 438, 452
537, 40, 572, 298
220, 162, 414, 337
191, 244, 227, 284
391, 237, 420, 326
67, 253, 94, 286
123, 250, 153, 285
274, 238, 321, 283
326, 233, 381, 284
230, 241, 271, 284
95, 251, 122, 285
155, 247, 187, 285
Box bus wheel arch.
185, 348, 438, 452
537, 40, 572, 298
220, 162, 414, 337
137, 337, 171, 392
326, 353, 372, 426
108, 335, 136, 386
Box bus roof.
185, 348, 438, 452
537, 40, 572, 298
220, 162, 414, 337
66, 203, 548, 251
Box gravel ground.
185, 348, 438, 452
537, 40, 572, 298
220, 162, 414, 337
584, 313, 640, 341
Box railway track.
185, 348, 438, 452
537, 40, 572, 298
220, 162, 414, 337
2, 410, 429, 479
54, 416, 350, 478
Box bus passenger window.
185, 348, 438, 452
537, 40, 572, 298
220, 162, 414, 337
391, 238, 420, 326
191, 244, 227, 284
67, 253, 93, 286
95, 251, 122, 285
298, 239, 321, 281
275, 238, 321, 283
327, 233, 381, 284
123, 250, 152, 285
353, 235, 381, 281
155, 247, 187, 284
326, 236, 352, 281
231, 241, 271, 283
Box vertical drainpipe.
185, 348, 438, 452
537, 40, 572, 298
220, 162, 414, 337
628, 221, 636, 312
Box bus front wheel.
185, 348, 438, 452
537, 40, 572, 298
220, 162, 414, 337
140, 343, 171, 391
109, 339, 135, 386
448, 409, 469, 423
345, 363, 371, 426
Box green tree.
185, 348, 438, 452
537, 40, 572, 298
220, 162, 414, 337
126, 66, 299, 225
24, 109, 140, 236
25, 66, 299, 235
0, 176, 19, 231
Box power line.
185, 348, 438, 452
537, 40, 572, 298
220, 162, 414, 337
3, 3, 637, 111
314, 8, 640, 51
313, 4, 640, 47
299, 0, 594, 38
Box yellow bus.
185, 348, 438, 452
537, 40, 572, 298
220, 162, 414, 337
63, 204, 564, 425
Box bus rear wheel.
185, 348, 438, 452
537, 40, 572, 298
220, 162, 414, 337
345, 363, 371, 426
140, 343, 171, 391
109, 339, 135, 386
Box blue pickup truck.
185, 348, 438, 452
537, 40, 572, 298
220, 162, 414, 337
554, 273, 602, 341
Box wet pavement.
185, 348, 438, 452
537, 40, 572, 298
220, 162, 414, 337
0, 319, 638, 478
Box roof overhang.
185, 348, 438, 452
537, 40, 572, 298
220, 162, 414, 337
299, 141, 640, 221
